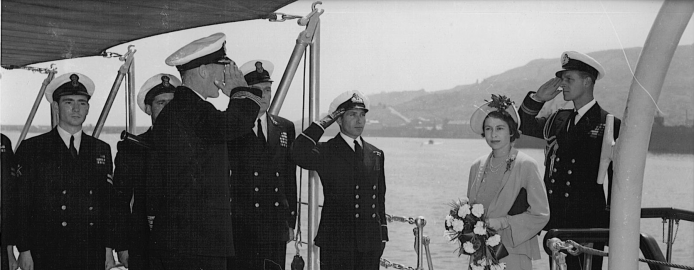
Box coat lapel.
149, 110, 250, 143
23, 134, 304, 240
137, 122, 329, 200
330, 133, 357, 167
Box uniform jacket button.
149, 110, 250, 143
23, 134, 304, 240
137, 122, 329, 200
63, 190, 67, 194
62, 222, 67, 227
566, 182, 571, 186
571, 159, 576, 163
565, 193, 569, 197
229, 198, 232, 202
355, 204, 360, 209
355, 195, 360, 199
548, 190, 553, 194
372, 185, 377, 190
355, 185, 359, 189
255, 203, 260, 207
254, 172, 259, 176
355, 214, 359, 218
372, 214, 376, 218
275, 188, 278, 192
567, 170, 572, 175
254, 187, 259, 192
275, 202, 279, 207
61, 205, 66, 210
89, 222, 94, 226
556, 157, 560, 162
553, 168, 557, 172
551, 179, 555, 183
89, 190, 93, 195
372, 204, 376, 208
229, 170, 233, 176
275, 172, 280, 177
89, 206, 93, 210
372, 195, 376, 199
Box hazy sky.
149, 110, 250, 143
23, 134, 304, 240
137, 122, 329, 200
1, 0, 693, 127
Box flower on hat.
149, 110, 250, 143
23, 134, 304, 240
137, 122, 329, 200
486, 94, 514, 112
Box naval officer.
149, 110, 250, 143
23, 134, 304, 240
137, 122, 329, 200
227, 60, 297, 270
291, 91, 388, 270
147, 32, 262, 270
15, 73, 117, 270
517, 51, 621, 270
112, 74, 180, 269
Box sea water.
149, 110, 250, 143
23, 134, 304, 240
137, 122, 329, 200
3, 132, 692, 269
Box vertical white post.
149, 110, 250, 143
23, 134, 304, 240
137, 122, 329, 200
307, 21, 321, 270
608, 1, 693, 269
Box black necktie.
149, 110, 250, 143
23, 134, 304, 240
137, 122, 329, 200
69, 135, 78, 158
567, 110, 578, 132
354, 139, 363, 161
257, 119, 266, 145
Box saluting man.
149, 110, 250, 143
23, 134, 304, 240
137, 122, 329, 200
517, 51, 621, 270
291, 91, 388, 270
14, 73, 117, 270
227, 60, 297, 270
147, 33, 262, 270
111, 74, 180, 269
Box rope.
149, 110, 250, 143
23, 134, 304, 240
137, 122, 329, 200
380, 258, 418, 270
294, 46, 309, 255
566, 240, 694, 270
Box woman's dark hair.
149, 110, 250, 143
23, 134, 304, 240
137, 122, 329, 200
479, 110, 521, 142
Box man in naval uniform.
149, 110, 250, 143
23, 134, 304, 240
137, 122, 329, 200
2, 134, 18, 270
227, 60, 297, 270
291, 91, 388, 270
242, 61, 271, 88
14, 73, 117, 270
517, 51, 621, 270
147, 33, 262, 270
112, 74, 180, 269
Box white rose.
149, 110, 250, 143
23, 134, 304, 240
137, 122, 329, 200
477, 259, 488, 266
472, 204, 485, 217
452, 219, 465, 232
471, 264, 485, 270
486, 234, 501, 247
474, 221, 486, 235
463, 241, 476, 254
458, 204, 471, 218
445, 215, 454, 227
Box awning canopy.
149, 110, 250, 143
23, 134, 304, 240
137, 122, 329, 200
1, 0, 295, 69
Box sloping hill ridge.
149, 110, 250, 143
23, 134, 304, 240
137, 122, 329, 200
368, 44, 693, 127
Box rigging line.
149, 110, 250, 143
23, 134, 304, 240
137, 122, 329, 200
295, 46, 309, 252
598, 0, 665, 115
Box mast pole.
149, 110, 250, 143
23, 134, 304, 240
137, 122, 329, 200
93, 46, 136, 138
15, 65, 57, 151
608, 1, 693, 269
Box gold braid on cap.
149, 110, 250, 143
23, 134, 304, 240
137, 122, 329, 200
486, 94, 514, 112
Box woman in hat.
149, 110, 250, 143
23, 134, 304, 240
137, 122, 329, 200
466, 94, 550, 270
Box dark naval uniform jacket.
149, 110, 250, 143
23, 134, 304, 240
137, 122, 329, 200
15, 129, 114, 270
291, 123, 388, 252
2, 134, 18, 251
518, 92, 620, 230
228, 114, 297, 243
148, 86, 258, 257
112, 129, 153, 269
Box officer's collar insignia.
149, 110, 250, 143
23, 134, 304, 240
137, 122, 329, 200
1, 144, 5, 152
96, 155, 106, 165
350, 93, 364, 104
374, 151, 382, 157
561, 53, 570, 65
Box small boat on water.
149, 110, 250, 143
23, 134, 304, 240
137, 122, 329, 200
2, 1, 693, 270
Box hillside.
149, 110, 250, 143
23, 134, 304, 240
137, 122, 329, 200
368, 44, 693, 128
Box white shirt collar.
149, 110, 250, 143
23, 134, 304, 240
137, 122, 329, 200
574, 99, 597, 123
339, 132, 362, 151
254, 112, 268, 140
56, 125, 82, 153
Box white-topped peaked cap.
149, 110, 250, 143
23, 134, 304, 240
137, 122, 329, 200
240, 60, 274, 85
469, 95, 521, 134
137, 74, 181, 114
555, 51, 605, 80
45, 72, 95, 103
165, 33, 231, 71
329, 90, 370, 114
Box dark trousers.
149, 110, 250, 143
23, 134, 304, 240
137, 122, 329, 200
229, 236, 287, 270
1, 244, 9, 270
150, 252, 227, 270
549, 242, 605, 270
319, 246, 383, 270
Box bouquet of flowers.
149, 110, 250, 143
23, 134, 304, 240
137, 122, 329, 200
444, 198, 508, 270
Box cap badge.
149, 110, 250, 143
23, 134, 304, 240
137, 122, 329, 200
70, 74, 80, 87
561, 53, 570, 65
161, 75, 171, 87
350, 93, 364, 104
